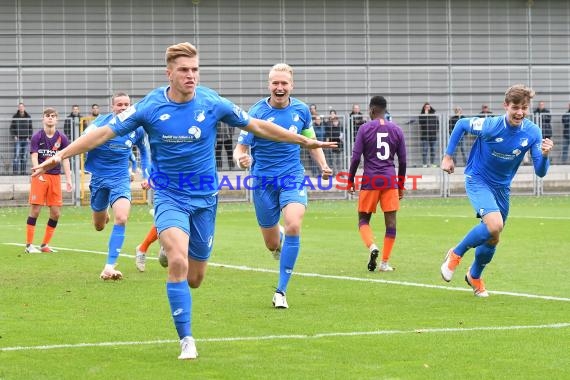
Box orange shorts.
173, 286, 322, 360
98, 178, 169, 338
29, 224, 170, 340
29, 174, 63, 206
358, 188, 400, 213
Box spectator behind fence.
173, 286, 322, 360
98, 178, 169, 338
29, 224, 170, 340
562, 103, 570, 164
449, 106, 467, 165
478, 104, 493, 117
350, 103, 365, 136
63, 105, 82, 140
309, 103, 319, 119
90, 104, 100, 118
10, 102, 33, 175
419, 102, 439, 167
533, 101, 552, 139
325, 109, 345, 172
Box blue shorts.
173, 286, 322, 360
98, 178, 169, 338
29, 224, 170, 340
465, 176, 510, 223
89, 176, 131, 212
154, 193, 218, 262
252, 172, 307, 228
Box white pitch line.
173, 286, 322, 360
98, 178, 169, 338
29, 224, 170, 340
4, 243, 570, 302
2, 322, 569, 352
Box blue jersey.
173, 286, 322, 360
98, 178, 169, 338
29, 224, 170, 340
84, 113, 150, 180
109, 86, 250, 198
447, 115, 549, 187
237, 97, 311, 177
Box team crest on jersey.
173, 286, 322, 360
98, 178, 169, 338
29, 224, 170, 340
159, 113, 171, 121
188, 126, 202, 139
288, 126, 298, 134
520, 138, 528, 147
195, 110, 205, 122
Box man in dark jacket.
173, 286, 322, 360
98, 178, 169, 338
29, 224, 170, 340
10, 102, 33, 175
63, 105, 82, 140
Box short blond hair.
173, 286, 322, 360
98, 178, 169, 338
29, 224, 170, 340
165, 42, 198, 65
269, 63, 293, 81
505, 84, 535, 104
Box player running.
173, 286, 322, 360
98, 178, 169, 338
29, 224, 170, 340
233, 63, 332, 309
440, 84, 553, 297
83, 92, 151, 280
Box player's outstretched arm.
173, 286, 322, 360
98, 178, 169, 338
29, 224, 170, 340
32, 126, 116, 176
244, 118, 337, 150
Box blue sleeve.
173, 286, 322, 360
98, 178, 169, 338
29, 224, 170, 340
445, 118, 472, 156
109, 103, 144, 137
237, 130, 253, 146
530, 136, 549, 177
218, 97, 250, 129
135, 129, 151, 179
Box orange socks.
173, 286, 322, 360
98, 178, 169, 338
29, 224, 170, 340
382, 236, 395, 262
358, 224, 375, 248
139, 226, 158, 253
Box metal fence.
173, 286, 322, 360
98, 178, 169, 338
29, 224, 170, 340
1, 113, 568, 207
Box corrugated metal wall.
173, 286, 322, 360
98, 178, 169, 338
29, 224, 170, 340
1, 0, 569, 124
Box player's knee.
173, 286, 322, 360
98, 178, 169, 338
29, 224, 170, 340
114, 214, 128, 225
284, 222, 301, 236
188, 274, 204, 289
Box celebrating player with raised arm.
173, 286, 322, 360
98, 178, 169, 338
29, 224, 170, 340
233, 63, 332, 309
440, 84, 553, 297
32, 42, 336, 360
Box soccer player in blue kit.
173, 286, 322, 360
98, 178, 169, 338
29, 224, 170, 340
440, 84, 553, 297
83, 92, 151, 280
233, 63, 332, 309
32, 42, 336, 360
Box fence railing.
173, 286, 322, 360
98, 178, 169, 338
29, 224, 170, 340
1, 113, 568, 206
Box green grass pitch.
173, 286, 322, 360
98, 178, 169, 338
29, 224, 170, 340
1, 196, 569, 379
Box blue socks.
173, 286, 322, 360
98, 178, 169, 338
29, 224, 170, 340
106, 224, 125, 265
277, 235, 300, 294
470, 243, 496, 279
454, 222, 491, 256
167, 281, 192, 339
